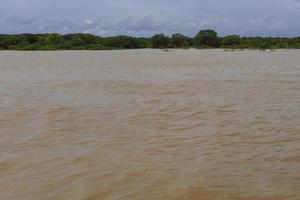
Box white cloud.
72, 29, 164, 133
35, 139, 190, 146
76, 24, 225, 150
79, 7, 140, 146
85, 20, 93, 25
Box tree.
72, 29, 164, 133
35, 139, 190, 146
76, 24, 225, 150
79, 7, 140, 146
171, 33, 190, 48
151, 34, 169, 48
194, 29, 219, 47
1, 32, 300, 50
69, 35, 86, 47
137, 37, 151, 48
63, 33, 102, 48
104, 36, 139, 49
20, 34, 39, 44
222, 35, 241, 47
47, 33, 64, 45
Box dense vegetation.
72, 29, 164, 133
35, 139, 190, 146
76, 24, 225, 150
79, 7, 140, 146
1, 30, 300, 50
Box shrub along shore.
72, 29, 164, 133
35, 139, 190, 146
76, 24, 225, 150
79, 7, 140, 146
1, 30, 300, 50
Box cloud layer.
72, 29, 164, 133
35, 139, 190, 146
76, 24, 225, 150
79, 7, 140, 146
0, 0, 300, 36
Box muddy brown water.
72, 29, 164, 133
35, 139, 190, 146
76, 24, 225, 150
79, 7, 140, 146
0, 49, 300, 200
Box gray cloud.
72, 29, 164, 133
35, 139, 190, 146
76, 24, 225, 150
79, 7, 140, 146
0, 0, 299, 36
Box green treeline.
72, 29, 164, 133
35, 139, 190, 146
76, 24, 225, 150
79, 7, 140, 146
1, 30, 300, 50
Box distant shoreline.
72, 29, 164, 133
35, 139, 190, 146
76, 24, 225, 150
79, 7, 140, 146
1, 30, 300, 50
1, 48, 299, 52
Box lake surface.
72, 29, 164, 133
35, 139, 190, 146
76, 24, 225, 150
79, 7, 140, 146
0, 49, 300, 200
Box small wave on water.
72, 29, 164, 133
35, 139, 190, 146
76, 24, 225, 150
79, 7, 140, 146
0, 49, 300, 200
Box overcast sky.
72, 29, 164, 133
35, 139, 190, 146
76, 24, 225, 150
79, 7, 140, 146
0, 0, 300, 37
